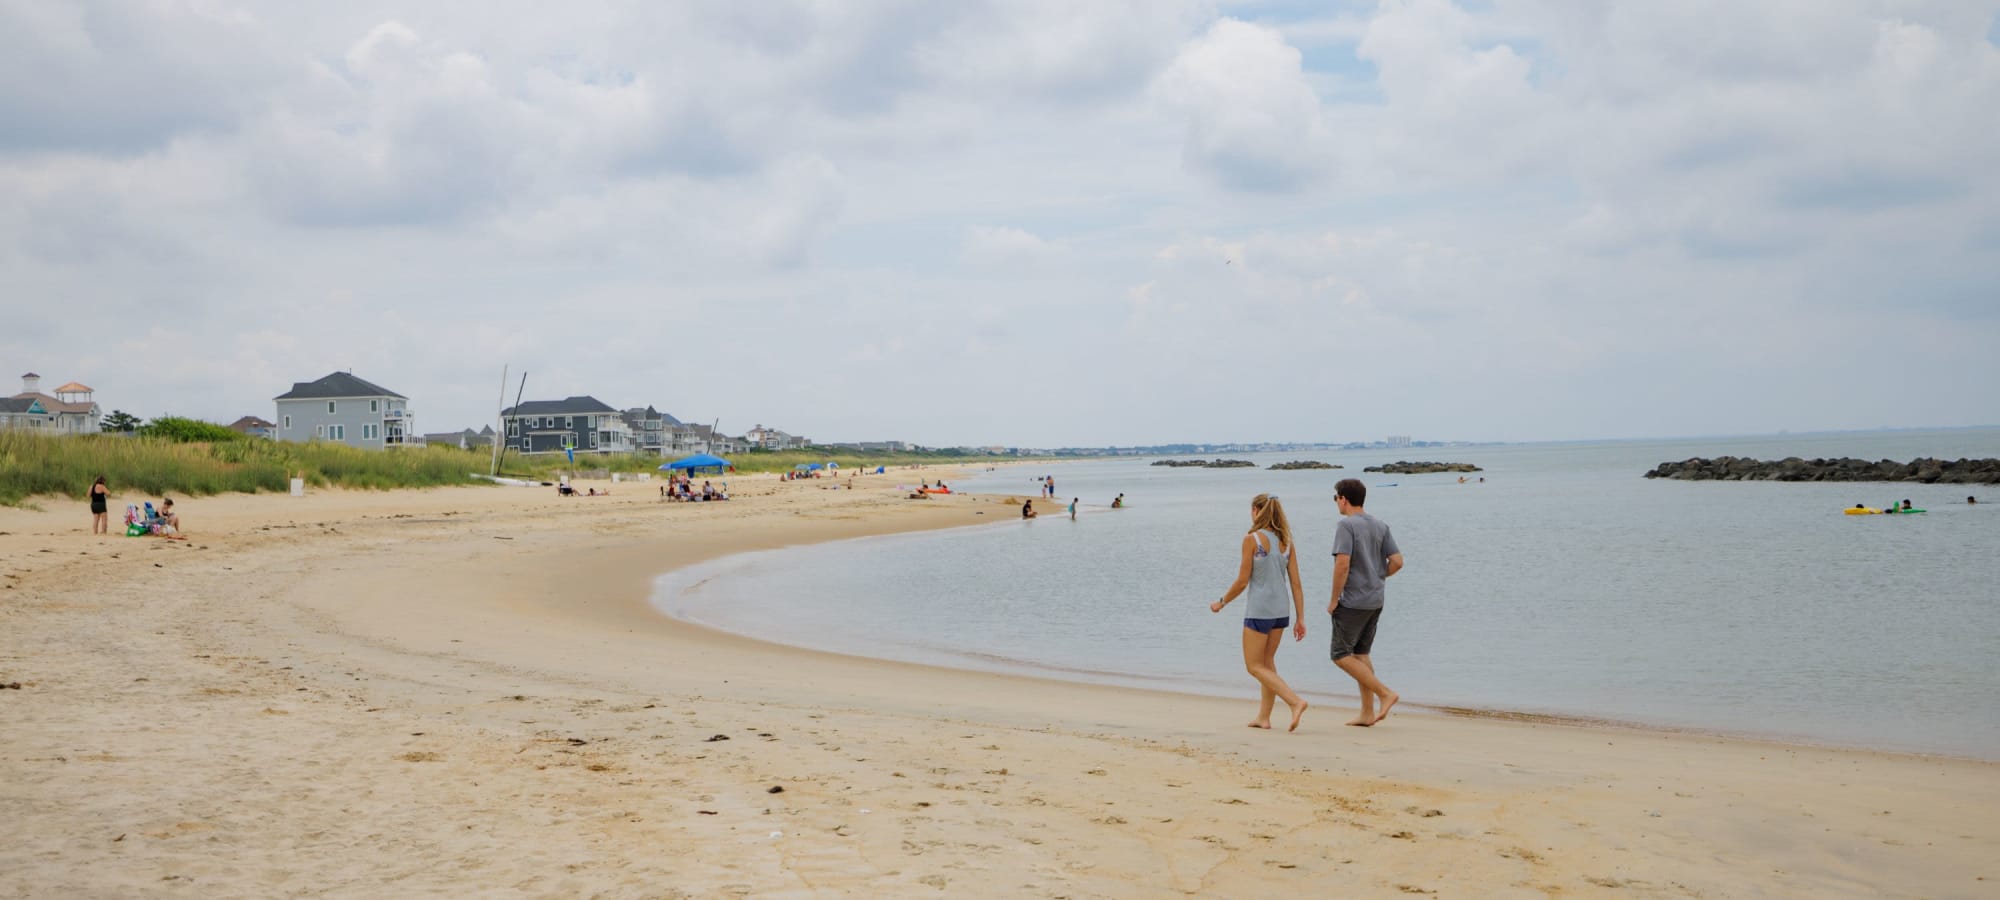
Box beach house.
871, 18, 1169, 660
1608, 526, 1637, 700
10, 373, 101, 433
501, 396, 633, 455
0, 396, 52, 430
621, 406, 681, 456
273, 372, 415, 449
421, 426, 495, 450
746, 424, 812, 451
228, 416, 276, 439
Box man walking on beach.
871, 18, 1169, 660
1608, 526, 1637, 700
1328, 478, 1402, 726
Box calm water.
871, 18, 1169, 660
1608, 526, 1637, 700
654, 429, 2000, 758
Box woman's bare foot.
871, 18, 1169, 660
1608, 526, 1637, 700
1371, 691, 1399, 725
1287, 701, 1309, 732
1247, 720, 1272, 729
1345, 715, 1373, 727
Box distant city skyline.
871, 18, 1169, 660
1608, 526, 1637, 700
6, 2, 1997, 447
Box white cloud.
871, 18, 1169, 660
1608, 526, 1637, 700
1155, 19, 1332, 191
960, 225, 1063, 266
1, 1, 1996, 445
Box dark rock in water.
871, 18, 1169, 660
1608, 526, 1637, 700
1269, 460, 1344, 470
1151, 459, 1255, 468
1643, 456, 2000, 483
1361, 461, 1483, 474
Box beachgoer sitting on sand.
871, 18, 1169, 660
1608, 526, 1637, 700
152, 499, 188, 541
1022, 500, 1036, 519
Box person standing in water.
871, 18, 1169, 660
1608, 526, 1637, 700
1068, 497, 1078, 521
1329, 478, 1402, 726
1210, 493, 1309, 731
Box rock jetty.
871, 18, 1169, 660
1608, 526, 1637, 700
1362, 461, 1482, 474
1268, 460, 1343, 470
1151, 459, 1256, 469
1644, 456, 2000, 484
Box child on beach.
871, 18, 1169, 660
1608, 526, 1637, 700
1210, 494, 1309, 731
1068, 498, 1077, 521
1328, 479, 1402, 726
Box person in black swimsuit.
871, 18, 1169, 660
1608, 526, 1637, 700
89, 476, 109, 535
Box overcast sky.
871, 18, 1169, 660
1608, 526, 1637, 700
4, 1, 1996, 446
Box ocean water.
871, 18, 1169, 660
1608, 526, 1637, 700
654, 429, 2000, 758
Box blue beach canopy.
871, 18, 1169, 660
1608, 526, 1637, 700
662, 453, 731, 472
806, 462, 824, 470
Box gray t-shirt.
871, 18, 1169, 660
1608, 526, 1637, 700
1332, 512, 1400, 611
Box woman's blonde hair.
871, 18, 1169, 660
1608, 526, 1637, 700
1249, 493, 1293, 553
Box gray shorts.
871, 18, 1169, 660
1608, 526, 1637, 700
1329, 606, 1381, 660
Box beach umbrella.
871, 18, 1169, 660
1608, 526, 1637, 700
662, 453, 731, 473
826, 462, 839, 469
806, 462, 824, 470
793, 463, 813, 470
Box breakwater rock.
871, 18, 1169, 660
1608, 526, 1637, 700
1644, 456, 2000, 484
1362, 461, 1483, 474
1151, 458, 1256, 468
1268, 460, 1343, 470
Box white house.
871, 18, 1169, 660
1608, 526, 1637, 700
10, 373, 100, 433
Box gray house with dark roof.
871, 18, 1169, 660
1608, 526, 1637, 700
273, 372, 413, 449
501, 396, 631, 455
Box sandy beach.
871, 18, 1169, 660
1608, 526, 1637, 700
2, 471, 1994, 898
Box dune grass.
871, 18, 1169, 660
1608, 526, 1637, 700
0, 431, 495, 505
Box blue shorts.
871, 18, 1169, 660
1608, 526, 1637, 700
1243, 616, 1290, 634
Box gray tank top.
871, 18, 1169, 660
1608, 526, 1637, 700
1243, 529, 1293, 619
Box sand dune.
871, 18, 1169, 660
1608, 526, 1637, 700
3, 472, 1994, 897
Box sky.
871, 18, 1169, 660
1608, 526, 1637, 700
3, 0, 1997, 447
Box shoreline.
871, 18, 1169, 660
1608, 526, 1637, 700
5, 474, 1996, 896
647, 523, 1997, 764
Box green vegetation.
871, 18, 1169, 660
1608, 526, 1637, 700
0, 431, 1005, 506
0, 431, 494, 505
136, 415, 247, 443
101, 410, 143, 433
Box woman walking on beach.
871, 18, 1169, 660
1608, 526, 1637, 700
1209, 494, 1309, 731
89, 476, 109, 535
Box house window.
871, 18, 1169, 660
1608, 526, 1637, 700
362, 423, 379, 441
565, 416, 574, 429
507, 421, 519, 436
370, 399, 379, 413
327, 424, 346, 441
314, 425, 324, 437
590, 431, 599, 448
283, 415, 291, 430
328, 401, 337, 414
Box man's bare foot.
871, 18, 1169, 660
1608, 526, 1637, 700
1247, 720, 1272, 729
1288, 701, 1308, 732
1345, 715, 1373, 727
1371, 691, 1399, 725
